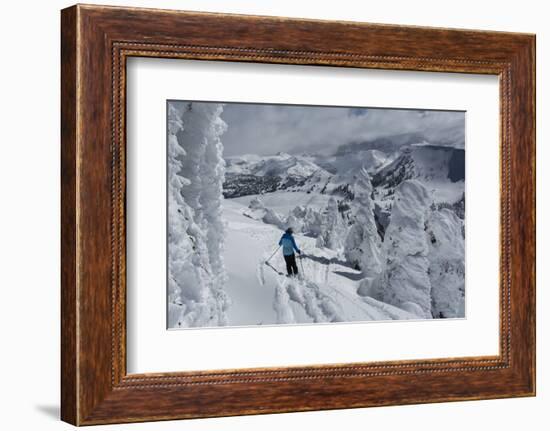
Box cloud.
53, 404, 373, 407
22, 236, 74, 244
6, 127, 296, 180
189, 102, 465, 156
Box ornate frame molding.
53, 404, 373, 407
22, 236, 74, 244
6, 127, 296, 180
61, 5, 535, 425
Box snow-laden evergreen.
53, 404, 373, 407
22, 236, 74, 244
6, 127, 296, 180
427, 208, 465, 317
302, 207, 324, 238
344, 168, 382, 276
315, 197, 346, 250
167, 102, 229, 328
374, 179, 433, 318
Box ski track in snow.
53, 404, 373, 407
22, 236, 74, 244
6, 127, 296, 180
223, 198, 415, 326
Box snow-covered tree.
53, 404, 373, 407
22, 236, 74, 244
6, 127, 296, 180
262, 207, 286, 229
316, 197, 346, 250
291, 205, 307, 219
167, 128, 208, 327
302, 207, 323, 237
193, 104, 228, 292
248, 196, 264, 210
344, 168, 382, 276
374, 179, 433, 318
426, 209, 465, 317
284, 206, 307, 233
285, 213, 303, 233
167, 102, 230, 328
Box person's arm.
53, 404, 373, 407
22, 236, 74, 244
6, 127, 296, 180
291, 236, 301, 254
278, 237, 283, 246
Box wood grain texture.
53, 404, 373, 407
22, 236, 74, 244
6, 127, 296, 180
60, 4, 536, 425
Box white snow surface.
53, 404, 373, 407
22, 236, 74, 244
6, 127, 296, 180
234, 191, 332, 214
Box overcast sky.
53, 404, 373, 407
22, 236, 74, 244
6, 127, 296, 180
191, 102, 464, 156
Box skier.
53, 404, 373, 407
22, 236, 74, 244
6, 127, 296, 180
279, 227, 302, 276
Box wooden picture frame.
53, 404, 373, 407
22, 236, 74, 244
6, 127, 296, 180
61, 4, 535, 426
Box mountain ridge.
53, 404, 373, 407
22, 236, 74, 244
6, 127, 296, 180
223, 143, 465, 218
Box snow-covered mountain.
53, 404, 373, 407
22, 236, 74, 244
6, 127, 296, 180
372, 144, 464, 197
224, 152, 333, 198
223, 149, 391, 199
226, 152, 323, 177
224, 143, 465, 221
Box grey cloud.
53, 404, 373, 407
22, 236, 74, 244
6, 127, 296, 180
185, 102, 465, 156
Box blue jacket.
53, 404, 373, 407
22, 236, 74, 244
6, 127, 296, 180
279, 232, 301, 256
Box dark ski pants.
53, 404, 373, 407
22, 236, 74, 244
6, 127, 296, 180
283, 253, 299, 276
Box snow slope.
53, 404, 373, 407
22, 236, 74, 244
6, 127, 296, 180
222, 199, 417, 327
233, 191, 332, 213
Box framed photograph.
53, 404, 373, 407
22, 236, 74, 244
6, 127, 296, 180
164, 100, 466, 330
61, 4, 535, 425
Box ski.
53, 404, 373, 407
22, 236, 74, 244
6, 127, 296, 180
264, 261, 286, 276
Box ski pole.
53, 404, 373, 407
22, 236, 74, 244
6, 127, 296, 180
299, 254, 305, 278
265, 245, 281, 263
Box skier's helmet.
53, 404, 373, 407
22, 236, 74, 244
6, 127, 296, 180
286, 227, 293, 234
